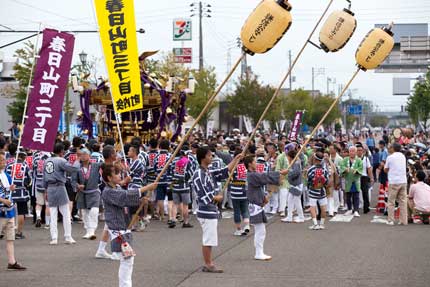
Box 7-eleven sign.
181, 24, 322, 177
173, 19, 192, 41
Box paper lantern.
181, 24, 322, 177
355, 26, 394, 71
240, 0, 292, 55
319, 9, 357, 53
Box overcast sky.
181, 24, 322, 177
1, 0, 429, 112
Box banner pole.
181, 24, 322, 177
12, 23, 43, 184
221, 0, 335, 195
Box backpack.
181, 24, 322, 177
312, 167, 326, 190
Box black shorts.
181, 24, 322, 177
16, 201, 29, 216
66, 180, 76, 201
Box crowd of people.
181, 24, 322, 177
0, 128, 430, 286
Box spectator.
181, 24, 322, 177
408, 170, 430, 223
384, 143, 408, 226
0, 152, 26, 270
339, 146, 363, 217
366, 133, 376, 153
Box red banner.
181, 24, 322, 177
21, 29, 75, 152
288, 111, 303, 141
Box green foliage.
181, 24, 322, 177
7, 41, 35, 123
226, 73, 281, 126
369, 115, 389, 127
188, 66, 218, 128
144, 52, 218, 128
307, 94, 341, 127
282, 89, 313, 123
226, 75, 341, 131
406, 71, 430, 132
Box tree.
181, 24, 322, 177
307, 94, 341, 127
406, 71, 430, 133
187, 66, 218, 129
7, 42, 35, 124
369, 115, 389, 127
226, 72, 281, 126
282, 89, 313, 123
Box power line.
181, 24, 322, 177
9, 0, 95, 27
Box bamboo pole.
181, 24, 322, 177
12, 23, 43, 184
127, 53, 245, 228
287, 67, 361, 169
221, 0, 335, 194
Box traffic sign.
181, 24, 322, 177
348, 105, 363, 115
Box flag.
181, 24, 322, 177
95, 0, 143, 113
21, 29, 75, 152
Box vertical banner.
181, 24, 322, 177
206, 120, 214, 137
262, 120, 270, 131
95, 0, 143, 113
21, 28, 75, 152
288, 111, 304, 141
243, 117, 253, 134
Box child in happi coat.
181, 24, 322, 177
244, 155, 288, 261
101, 164, 157, 287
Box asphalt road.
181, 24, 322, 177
1, 198, 429, 287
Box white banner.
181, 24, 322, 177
206, 120, 214, 137
243, 117, 253, 133
262, 120, 270, 131
280, 120, 286, 132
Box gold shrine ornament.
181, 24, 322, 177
319, 8, 357, 53
355, 25, 394, 71
240, 0, 292, 55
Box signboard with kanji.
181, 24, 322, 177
173, 19, 192, 41
173, 48, 192, 63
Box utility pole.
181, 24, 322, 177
190, 2, 211, 71
311, 67, 325, 97
289, 50, 292, 91
312, 67, 314, 95
198, 1, 203, 71
237, 37, 247, 79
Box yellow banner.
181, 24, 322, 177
95, 0, 142, 113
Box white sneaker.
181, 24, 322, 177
254, 254, 272, 261
233, 230, 243, 236
294, 218, 305, 223
268, 210, 277, 215
353, 211, 360, 217
95, 249, 112, 259
243, 225, 250, 233
65, 238, 76, 244
82, 233, 91, 239
386, 221, 394, 226
280, 212, 286, 217
318, 224, 325, 230
111, 252, 121, 261
341, 206, 348, 211
308, 224, 320, 230
344, 210, 353, 216
281, 217, 293, 223
49, 239, 58, 245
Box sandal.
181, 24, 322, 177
201, 265, 224, 273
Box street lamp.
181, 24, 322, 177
79, 50, 88, 67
